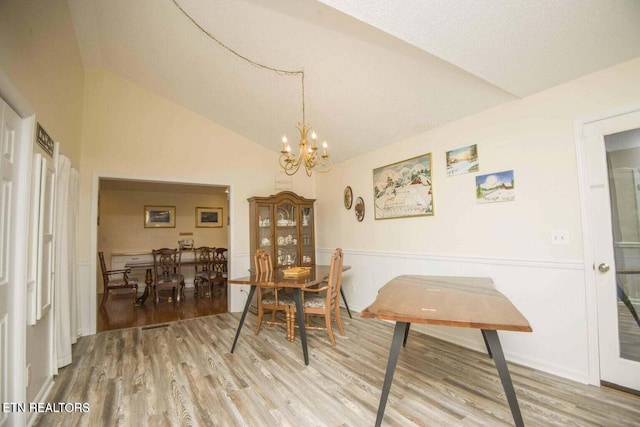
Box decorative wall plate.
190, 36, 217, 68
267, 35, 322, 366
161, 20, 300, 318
355, 197, 365, 222
344, 186, 353, 209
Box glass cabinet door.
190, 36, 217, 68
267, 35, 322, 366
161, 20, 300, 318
300, 206, 314, 265
257, 204, 272, 253
275, 201, 297, 267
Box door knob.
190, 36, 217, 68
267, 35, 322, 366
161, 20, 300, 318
598, 263, 610, 273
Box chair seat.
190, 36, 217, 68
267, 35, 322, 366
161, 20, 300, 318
110, 277, 139, 287
262, 293, 291, 306
157, 273, 184, 283
277, 294, 326, 309
195, 271, 211, 280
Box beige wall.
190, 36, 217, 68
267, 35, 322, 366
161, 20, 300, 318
98, 188, 229, 284
317, 58, 640, 259
313, 57, 640, 383
0, 0, 84, 164
0, 0, 85, 408
79, 69, 315, 321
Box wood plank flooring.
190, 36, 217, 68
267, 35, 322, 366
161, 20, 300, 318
37, 311, 639, 426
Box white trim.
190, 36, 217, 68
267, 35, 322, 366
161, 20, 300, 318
317, 247, 583, 271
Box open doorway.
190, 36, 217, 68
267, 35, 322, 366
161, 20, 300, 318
96, 178, 230, 331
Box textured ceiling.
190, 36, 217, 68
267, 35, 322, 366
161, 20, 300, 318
68, 0, 640, 164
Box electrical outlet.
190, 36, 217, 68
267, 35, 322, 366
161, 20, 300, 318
551, 230, 569, 245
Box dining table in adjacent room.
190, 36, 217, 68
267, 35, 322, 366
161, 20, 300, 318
361, 275, 532, 427
228, 264, 351, 365
124, 257, 227, 305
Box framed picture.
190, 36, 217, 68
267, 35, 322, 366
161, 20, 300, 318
476, 170, 515, 203
344, 186, 353, 209
144, 205, 176, 228
446, 144, 479, 176
355, 197, 365, 222
373, 153, 434, 220
196, 207, 223, 228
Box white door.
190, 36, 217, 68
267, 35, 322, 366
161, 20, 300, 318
583, 109, 640, 392
0, 98, 28, 426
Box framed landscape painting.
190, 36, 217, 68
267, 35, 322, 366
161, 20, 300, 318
476, 170, 515, 203
144, 205, 176, 228
446, 144, 479, 176
196, 207, 223, 228
373, 153, 434, 220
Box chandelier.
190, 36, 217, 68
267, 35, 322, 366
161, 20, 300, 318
280, 122, 331, 176
279, 76, 331, 176
171, 0, 332, 177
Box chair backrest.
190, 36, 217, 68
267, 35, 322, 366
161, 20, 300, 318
152, 248, 182, 283
98, 251, 109, 284
324, 248, 344, 309
213, 247, 228, 274
254, 249, 273, 275
194, 246, 214, 277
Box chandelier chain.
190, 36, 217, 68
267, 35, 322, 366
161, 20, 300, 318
171, 0, 305, 124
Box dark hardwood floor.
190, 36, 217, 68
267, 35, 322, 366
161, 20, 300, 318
97, 287, 228, 332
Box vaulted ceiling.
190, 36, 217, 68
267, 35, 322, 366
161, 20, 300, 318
68, 0, 640, 164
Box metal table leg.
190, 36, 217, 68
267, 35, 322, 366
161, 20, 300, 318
340, 288, 353, 318
375, 321, 408, 427
482, 329, 525, 427
293, 288, 309, 365
231, 285, 256, 353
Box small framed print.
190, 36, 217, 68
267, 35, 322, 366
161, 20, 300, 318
196, 207, 223, 228
344, 186, 353, 209
144, 205, 176, 228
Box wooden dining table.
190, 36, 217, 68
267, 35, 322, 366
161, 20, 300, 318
361, 275, 532, 427
228, 264, 351, 365
125, 258, 227, 305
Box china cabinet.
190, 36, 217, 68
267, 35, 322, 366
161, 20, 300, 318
248, 191, 316, 271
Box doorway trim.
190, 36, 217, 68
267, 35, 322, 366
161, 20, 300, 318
87, 172, 234, 335
574, 102, 640, 385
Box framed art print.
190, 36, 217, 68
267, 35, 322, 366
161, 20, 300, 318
373, 153, 434, 220
144, 205, 176, 228
196, 207, 223, 228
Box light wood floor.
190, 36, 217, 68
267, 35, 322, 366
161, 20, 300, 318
37, 311, 639, 426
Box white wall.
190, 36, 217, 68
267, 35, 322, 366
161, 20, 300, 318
315, 57, 640, 383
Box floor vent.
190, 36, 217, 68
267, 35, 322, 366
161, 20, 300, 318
142, 323, 170, 331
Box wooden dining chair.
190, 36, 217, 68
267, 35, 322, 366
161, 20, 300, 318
193, 246, 215, 298
286, 248, 345, 345
98, 251, 139, 307
254, 249, 291, 335
211, 247, 228, 295
151, 248, 185, 304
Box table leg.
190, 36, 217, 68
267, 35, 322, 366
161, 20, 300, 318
482, 329, 524, 427
375, 321, 408, 427
231, 285, 256, 353
293, 288, 309, 365
402, 322, 411, 347
340, 288, 353, 319
480, 329, 493, 358
136, 268, 153, 306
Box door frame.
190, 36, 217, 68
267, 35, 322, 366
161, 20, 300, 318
87, 172, 234, 335
575, 102, 640, 385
